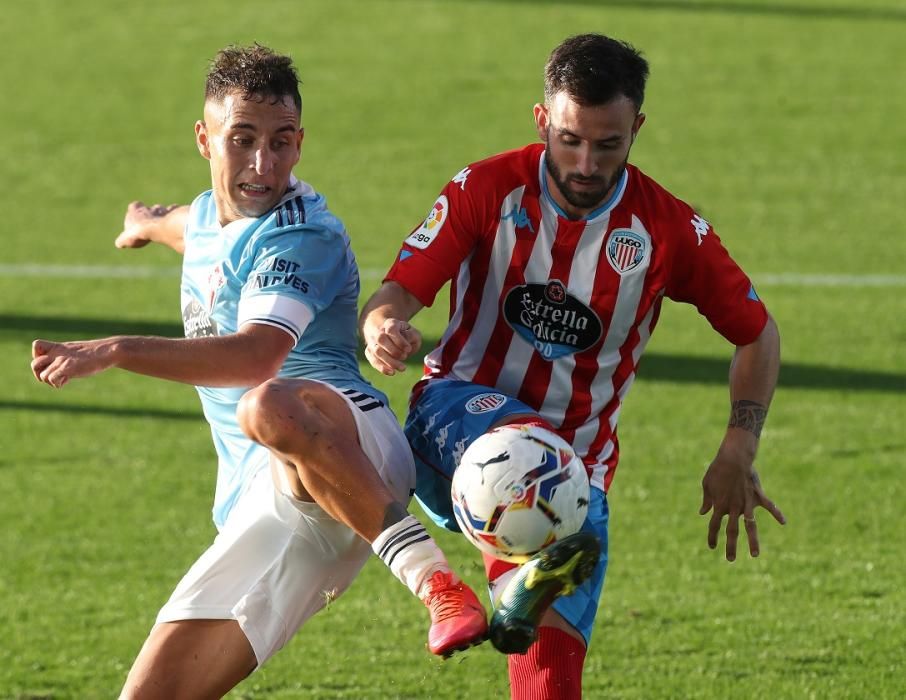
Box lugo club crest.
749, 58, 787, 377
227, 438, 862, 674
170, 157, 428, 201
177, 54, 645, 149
606, 229, 648, 274
503, 280, 602, 360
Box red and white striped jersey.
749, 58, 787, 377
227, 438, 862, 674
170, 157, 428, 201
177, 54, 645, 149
386, 143, 767, 492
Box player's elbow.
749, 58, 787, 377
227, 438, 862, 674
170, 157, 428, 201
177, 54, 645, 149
759, 313, 780, 357
245, 356, 285, 387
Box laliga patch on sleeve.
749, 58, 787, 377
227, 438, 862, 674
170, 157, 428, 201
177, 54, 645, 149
405, 195, 448, 249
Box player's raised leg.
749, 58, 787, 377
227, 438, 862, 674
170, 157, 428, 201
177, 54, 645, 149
237, 377, 487, 656
120, 620, 255, 700
486, 487, 610, 700
488, 532, 600, 654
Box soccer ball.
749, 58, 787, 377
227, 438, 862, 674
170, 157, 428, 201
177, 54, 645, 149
451, 424, 590, 563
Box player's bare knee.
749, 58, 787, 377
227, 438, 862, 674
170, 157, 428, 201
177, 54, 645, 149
238, 379, 332, 453
238, 379, 303, 445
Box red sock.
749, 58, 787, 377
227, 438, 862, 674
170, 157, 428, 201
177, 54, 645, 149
483, 551, 518, 580
508, 627, 586, 700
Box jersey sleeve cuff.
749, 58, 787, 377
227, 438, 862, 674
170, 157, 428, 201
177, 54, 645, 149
238, 294, 314, 344
385, 266, 441, 308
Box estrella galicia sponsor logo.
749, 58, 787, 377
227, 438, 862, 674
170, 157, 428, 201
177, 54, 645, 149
252, 256, 309, 292
406, 195, 448, 249
465, 392, 508, 414
503, 281, 602, 360
183, 299, 218, 338
605, 229, 648, 274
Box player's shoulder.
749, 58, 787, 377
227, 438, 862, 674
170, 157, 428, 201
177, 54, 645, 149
447, 143, 543, 198
186, 189, 217, 230
254, 177, 348, 242
625, 164, 719, 250
625, 164, 701, 221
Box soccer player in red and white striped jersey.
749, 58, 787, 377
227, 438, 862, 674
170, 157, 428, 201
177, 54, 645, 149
361, 33, 785, 700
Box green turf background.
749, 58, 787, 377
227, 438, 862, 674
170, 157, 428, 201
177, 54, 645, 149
2, 0, 904, 697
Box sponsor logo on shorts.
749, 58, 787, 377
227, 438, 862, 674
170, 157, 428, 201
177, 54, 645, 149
406, 195, 448, 249
466, 392, 508, 414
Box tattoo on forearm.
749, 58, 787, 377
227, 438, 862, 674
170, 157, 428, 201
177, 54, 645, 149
729, 400, 767, 438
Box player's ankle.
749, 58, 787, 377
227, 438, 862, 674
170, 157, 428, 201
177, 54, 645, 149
372, 515, 450, 596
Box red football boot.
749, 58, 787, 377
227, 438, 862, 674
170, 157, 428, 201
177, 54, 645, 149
420, 571, 489, 657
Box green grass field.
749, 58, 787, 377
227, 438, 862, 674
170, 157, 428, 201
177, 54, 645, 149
2, 0, 905, 697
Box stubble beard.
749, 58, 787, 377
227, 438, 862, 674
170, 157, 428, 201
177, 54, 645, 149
544, 136, 628, 213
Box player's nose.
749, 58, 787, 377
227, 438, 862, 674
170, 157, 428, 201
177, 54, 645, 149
254, 147, 276, 175
575, 146, 598, 176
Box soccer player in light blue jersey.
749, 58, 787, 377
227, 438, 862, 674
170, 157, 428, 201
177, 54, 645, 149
31, 45, 487, 697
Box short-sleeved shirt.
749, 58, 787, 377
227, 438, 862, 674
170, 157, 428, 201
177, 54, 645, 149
182, 176, 385, 528
386, 144, 767, 492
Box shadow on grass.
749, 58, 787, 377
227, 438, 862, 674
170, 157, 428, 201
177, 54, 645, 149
637, 353, 906, 393
2, 313, 182, 339
372, 340, 906, 394
460, 0, 906, 22
5, 314, 903, 395
0, 400, 201, 421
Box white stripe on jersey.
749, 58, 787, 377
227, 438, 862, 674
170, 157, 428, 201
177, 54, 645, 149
571, 216, 655, 473
428, 186, 528, 380
583, 296, 660, 490
496, 186, 552, 391
535, 202, 613, 425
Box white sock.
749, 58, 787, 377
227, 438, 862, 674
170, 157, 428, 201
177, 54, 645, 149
372, 515, 449, 597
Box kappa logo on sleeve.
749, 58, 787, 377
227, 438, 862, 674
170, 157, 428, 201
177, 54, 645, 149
691, 214, 710, 246
405, 195, 448, 249
452, 167, 471, 191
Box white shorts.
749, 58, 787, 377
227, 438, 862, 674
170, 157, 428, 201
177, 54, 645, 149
155, 385, 415, 665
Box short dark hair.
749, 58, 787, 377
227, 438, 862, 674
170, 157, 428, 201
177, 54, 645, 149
205, 44, 302, 112
544, 34, 649, 110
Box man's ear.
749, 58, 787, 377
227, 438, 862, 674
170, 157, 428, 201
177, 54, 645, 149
532, 103, 549, 142
632, 112, 646, 141
195, 120, 211, 160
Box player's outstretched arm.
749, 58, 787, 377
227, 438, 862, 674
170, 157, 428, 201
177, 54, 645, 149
31, 324, 293, 389
699, 313, 786, 561
359, 281, 425, 376
114, 201, 189, 254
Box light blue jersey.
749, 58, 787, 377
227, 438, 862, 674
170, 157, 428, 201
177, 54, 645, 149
181, 176, 385, 529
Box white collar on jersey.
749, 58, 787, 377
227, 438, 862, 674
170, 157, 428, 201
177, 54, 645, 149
538, 152, 628, 222
283, 174, 315, 201
215, 175, 314, 234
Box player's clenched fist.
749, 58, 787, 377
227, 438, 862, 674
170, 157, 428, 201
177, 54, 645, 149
364, 319, 422, 376
31, 338, 116, 388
